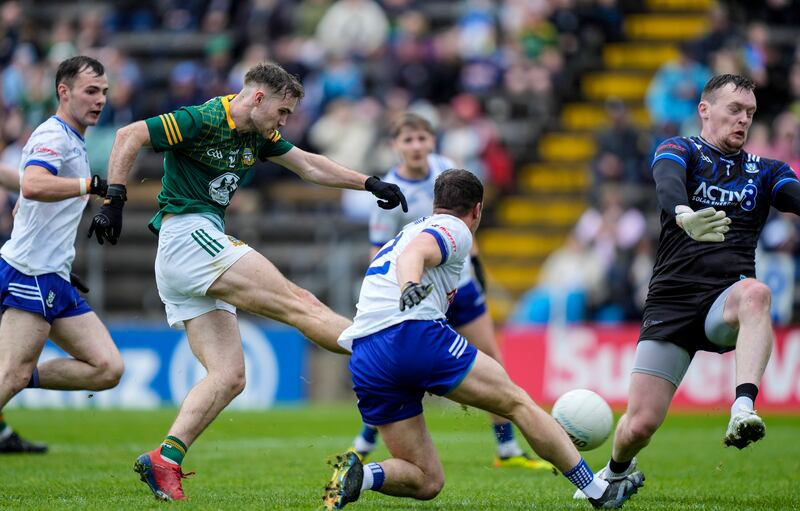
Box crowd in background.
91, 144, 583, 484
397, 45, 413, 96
0, 0, 799, 323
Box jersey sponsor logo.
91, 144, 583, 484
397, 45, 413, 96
207, 148, 223, 159
33, 146, 60, 157
242, 147, 255, 166
692, 180, 758, 210
430, 224, 457, 251
656, 143, 686, 154
208, 172, 240, 205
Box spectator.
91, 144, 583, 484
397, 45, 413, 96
592, 98, 649, 188
315, 0, 389, 58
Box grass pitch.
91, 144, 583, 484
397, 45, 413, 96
1, 405, 798, 510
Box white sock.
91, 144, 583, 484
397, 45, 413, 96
496, 440, 524, 458
353, 436, 375, 455
582, 476, 609, 499
0, 425, 12, 440
732, 396, 754, 416
361, 465, 374, 491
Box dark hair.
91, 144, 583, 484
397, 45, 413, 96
55, 56, 104, 94
434, 169, 483, 216
701, 74, 756, 102
391, 112, 435, 138
244, 62, 304, 100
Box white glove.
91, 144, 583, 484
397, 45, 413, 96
675, 205, 731, 242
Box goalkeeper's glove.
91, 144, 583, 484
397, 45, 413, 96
399, 281, 434, 311
675, 205, 731, 242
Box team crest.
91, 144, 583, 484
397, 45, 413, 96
242, 147, 255, 166
208, 172, 240, 205
744, 162, 759, 173
46, 290, 56, 308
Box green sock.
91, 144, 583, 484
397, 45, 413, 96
159, 435, 187, 465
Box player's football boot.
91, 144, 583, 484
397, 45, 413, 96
494, 452, 558, 474
322, 450, 363, 510
574, 458, 638, 499
134, 449, 194, 501
588, 471, 645, 509
724, 409, 766, 449
0, 431, 48, 454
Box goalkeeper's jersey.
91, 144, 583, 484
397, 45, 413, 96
144, 94, 294, 233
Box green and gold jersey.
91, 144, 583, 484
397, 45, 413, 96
144, 94, 294, 233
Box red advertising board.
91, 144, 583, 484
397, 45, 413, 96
502, 325, 800, 411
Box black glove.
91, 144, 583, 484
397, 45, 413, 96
69, 272, 90, 293
471, 255, 487, 292
88, 184, 126, 245
89, 175, 108, 196
399, 281, 434, 311
365, 176, 408, 212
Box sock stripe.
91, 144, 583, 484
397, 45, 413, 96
564, 458, 594, 490
162, 437, 187, 455
366, 462, 385, 490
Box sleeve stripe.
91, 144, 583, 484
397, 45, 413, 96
653, 152, 687, 168
167, 113, 183, 142
771, 177, 799, 200
422, 228, 449, 266
159, 115, 175, 145
25, 159, 58, 175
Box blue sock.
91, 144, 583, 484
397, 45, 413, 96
493, 421, 515, 444
26, 368, 40, 388
564, 458, 594, 490
361, 462, 385, 491
361, 424, 378, 444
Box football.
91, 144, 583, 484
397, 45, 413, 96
551, 389, 614, 451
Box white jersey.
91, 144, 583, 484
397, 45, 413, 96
0, 116, 90, 280
339, 213, 473, 351
369, 154, 474, 287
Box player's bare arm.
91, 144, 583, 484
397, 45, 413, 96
105, 120, 151, 186
21, 165, 107, 202
395, 232, 440, 310
87, 121, 150, 245
270, 147, 408, 212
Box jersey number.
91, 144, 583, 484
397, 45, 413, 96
366, 233, 403, 276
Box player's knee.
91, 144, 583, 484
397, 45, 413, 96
221, 371, 246, 399
626, 413, 660, 442
1, 368, 32, 394
416, 474, 445, 500
90, 355, 125, 390
738, 280, 771, 315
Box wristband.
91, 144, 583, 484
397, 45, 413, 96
79, 178, 88, 196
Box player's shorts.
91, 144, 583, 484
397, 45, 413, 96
639, 280, 741, 355
445, 279, 487, 328
0, 258, 91, 323
350, 319, 478, 426
635, 281, 740, 386
155, 213, 253, 329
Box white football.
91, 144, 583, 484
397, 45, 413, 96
551, 389, 613, 451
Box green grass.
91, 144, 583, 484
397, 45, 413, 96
1, 405, 798, 510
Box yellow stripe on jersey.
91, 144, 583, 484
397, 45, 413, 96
159, 115, 175, 145
268, 130, 281, 142
161, 114, 179, 145
220, 94, 237, 130
167, 113, 183, 142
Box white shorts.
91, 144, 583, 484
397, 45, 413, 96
155, 213, 253, 329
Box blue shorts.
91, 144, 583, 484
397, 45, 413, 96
446, 280, 487, 328
0, 258, 91, 324
350, 319, 478, 426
